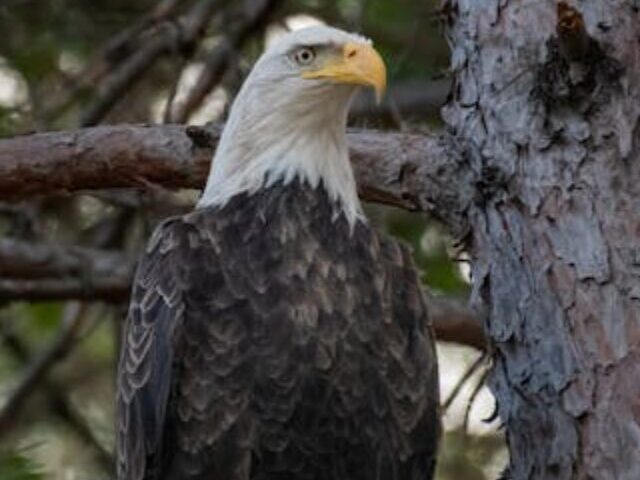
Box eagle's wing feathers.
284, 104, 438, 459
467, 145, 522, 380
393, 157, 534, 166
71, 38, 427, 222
117, 211, 259, 480
117, 219, 187, 480
381, 238, 440, 476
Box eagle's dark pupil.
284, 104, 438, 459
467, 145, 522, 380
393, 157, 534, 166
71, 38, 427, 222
297, 48, 314, 64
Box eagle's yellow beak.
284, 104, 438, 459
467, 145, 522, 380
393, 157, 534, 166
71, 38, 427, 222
302, 42, 387, 102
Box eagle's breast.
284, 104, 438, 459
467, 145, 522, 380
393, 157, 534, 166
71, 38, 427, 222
117, 179, 439, 480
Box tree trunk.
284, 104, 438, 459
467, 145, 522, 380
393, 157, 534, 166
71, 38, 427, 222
443, 1, 640, 478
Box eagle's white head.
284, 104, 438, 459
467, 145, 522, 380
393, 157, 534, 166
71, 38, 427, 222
198, 25, 386, 226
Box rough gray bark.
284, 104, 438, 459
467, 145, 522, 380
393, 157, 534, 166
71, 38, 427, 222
443, 1, 640, 478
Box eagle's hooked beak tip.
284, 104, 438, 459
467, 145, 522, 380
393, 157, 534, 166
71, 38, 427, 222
302, 42, 387, 103
343, 42, 387, 103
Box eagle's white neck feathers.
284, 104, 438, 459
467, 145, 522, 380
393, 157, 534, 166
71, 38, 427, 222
198, 26, 370, 227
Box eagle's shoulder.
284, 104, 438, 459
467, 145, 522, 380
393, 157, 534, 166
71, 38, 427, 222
118, 208, 242, 480
381, 232, 430, 316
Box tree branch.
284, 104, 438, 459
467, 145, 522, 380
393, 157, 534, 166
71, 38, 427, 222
0, 240, 485, 348
0, 238, 131, 280
426, 292, 486, 351
80, 0, 228, 126
43, 0, 187, 123
168, 0, 284, 123
0, 124, 472, 231
0, 278, 129, 303
100, 0, 187, 65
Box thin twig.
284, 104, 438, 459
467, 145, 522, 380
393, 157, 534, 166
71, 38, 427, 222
80, 34, 173, 127
101, 0, 188, 64
163, 56, 191, 123
0, 303, 87, 434
463, 367, 491, 434
442, 351, 487, 412
0, 237, 131, 280
0, 278, 130, 303
44, 0, 188, 123
80, 0, 228, 126
0, 326, 114, 473
168, 0, 284, 123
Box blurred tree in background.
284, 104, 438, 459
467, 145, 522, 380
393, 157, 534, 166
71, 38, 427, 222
0, 1, 502, 478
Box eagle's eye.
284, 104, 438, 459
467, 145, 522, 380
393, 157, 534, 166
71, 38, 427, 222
293, 47, 316, 66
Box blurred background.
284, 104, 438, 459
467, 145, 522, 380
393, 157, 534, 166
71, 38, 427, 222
0, 0, 506, 478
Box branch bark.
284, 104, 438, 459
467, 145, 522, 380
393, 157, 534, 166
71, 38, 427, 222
0, 124, 472, 233
0, 238, 131, 280
426, 292, 486, 350
444, 1, 640, 477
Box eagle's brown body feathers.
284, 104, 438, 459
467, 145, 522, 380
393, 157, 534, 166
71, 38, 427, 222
117, 181, 439, 480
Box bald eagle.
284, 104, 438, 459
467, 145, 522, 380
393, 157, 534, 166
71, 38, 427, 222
117, 26, 439, 480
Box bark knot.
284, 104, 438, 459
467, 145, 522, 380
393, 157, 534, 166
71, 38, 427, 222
533, 3, 625, 110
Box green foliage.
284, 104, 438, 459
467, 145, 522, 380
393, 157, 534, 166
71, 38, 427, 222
385, 211, 469, 295
6, 302, 64, 353
0, 107, 21, 138
0, 448, 45, 480
8, 33, 59, 82
76, 312, 117, 365
22, 303, 64, 333
436, 429, 507, 480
